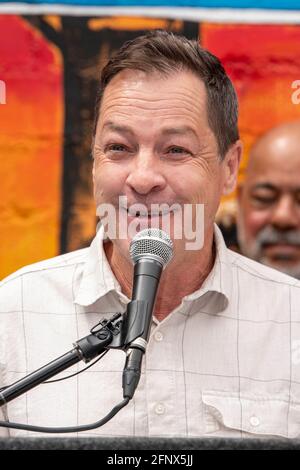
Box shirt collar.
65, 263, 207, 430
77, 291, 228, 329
74, 225, 127, 307
74, 223, 232, 313
181, 224, 232, 313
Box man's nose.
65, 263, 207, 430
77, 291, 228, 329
270, 195, 299, 230
126, 152, 167, 195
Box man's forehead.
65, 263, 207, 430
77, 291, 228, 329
247, 144, 300, 181
101, 68, 206, 103
248, 129, 300, 171
96, 69, 210, 137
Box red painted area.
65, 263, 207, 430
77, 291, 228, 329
0, 15, 63, 279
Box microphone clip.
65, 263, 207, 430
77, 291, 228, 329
121, 300, 150, 350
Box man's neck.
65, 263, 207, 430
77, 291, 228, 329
104, 231, 215, 322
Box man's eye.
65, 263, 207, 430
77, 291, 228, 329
106, 144, 127, 152
252, 195, 276, 206
167, 146, 190, 155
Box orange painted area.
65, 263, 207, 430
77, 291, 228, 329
0, 15, 63, 279
202, 24, 300, 218
88, 17, 183, 31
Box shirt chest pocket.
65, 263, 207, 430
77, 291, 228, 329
202, 390, 300, 438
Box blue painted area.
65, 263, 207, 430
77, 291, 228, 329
0, 0, 300, 10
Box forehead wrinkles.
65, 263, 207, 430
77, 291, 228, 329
100, 94, 207, 127
98, 73, 209, 131
102, 86, 204, 107
101, 74, 205, 106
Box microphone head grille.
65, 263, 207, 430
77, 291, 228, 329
130, 228, 173, 268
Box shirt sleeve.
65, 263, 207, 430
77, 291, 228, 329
0, 275, 22, 436
0, 364, 10, 436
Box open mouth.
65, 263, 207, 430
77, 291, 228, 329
126, 209, 171, 218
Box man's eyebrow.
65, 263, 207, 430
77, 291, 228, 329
251, 183, 277, 191
102, 121, 135, 135
101, 122, 198, 138
252, 182, 300, 194
160, 126, 198, 138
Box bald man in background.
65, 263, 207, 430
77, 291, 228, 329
237, 121, 300, 279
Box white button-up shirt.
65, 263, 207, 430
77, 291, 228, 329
1, 224, 300, 438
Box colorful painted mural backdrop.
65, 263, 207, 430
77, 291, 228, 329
0, 14, 300, 279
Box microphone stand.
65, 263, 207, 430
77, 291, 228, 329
0, 313, 124, 407
0, 297, 150, 407
0, 227, 171, 432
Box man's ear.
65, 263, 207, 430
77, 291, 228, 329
92, 161, 95, 184
222, 140, 243, 196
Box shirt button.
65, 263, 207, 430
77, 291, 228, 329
154, 331, 164, 342
250, 416, 260, 427
155, 403, 165, 415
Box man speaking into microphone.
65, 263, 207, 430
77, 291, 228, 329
1, 30, 300, 439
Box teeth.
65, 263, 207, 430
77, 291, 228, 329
127, 209, 148, 217
151, 211, 169, 216
127, 209, 170, 217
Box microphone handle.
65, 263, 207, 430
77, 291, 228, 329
131, 258, 162, 342
122, 258, 163, 399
